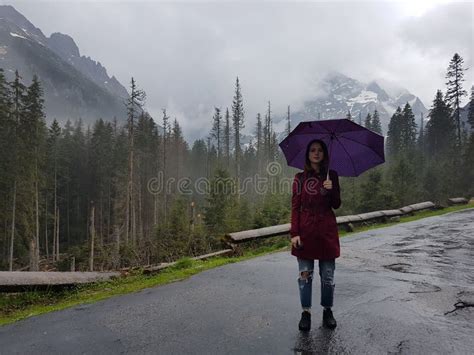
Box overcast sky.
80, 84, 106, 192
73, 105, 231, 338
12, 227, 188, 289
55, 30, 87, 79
3, 0, 473, 141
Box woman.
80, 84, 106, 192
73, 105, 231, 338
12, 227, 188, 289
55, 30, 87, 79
290, 139, 341, 331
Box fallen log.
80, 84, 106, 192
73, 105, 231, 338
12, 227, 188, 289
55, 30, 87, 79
447, 197, 468, 205
142, 249, 234, 275
224, 224, 290, 244
0, 271, 120, 292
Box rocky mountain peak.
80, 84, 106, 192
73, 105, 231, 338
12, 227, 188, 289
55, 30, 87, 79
48, 32, 80, 58
366, 81, 390, 102
283, 71, 428, 137
0, 5, 128, 122
0, 5, 46, 43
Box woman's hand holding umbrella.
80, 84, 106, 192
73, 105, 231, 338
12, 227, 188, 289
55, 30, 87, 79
323, 179, 333, 190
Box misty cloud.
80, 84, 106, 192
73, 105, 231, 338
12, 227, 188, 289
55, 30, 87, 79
3, 0, 473, 141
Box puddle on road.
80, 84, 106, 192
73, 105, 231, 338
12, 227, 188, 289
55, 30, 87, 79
391, 241, 411, 247
395, 248, 423, 254
408, 281, 441, 293
383, 263, 412, 273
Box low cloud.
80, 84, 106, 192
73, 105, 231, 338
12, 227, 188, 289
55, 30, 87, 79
6, 1, 473, 141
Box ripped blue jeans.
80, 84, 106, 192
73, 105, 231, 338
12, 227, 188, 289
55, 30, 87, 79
297, 257, 335, 309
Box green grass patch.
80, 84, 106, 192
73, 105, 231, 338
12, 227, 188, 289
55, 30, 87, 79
1, 203, 472, 326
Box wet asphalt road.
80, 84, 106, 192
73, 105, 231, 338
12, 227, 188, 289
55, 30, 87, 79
1, 208, 473, 354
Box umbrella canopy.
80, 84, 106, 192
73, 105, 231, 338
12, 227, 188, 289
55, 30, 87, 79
279, 118, 385, 177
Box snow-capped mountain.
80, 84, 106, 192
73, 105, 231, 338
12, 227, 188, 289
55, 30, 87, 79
283, 72, 428, 137
0, 5, 127, 122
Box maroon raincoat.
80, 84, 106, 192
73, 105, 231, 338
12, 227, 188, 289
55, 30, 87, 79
290, 169, 341, 260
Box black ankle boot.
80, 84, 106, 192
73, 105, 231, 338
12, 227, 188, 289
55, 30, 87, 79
298, 311, 311, 331
323, 308, 337, 329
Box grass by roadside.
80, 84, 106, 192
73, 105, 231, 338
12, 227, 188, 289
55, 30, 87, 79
0, 242, 290, 326
1, 202, 473, 326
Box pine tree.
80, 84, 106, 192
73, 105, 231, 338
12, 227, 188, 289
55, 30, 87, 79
172, 118, 186, 181
255, 113, 263, 174
400, 103, 417, 153
62, 119, 89, 256
417, 113, 424, 155
264, 101, 273, 162
21, 75, 47, 270
241, 139, 257, 180
232, 77, 244, 179
389, 155, 418, 206
8, 71, 26, 270
161, 109, 170, 224
387, 107, 402, 157
90, 118, 116, 255
224, 108, 231, 170
445, 53, 467, 144
346, 110, 352, 121
425, 90, 454, 157
364, 113, 372, 130
211, 107, 222, 164
270, 131, 278, 163
125, 78, 146, 247
372, 110, 382, 134
47, 119, 61, 260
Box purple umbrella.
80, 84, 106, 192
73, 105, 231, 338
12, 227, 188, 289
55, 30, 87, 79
279, 118, 385, 177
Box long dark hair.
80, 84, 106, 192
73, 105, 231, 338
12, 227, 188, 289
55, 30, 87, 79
304, 139, 329, 178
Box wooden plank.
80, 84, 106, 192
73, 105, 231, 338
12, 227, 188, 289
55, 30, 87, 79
191, 249, 234, 260
226, 224, 291, 243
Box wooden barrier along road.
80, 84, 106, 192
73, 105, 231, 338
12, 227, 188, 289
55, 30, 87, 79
225, 200, 441, 245
1, 197, 469, 292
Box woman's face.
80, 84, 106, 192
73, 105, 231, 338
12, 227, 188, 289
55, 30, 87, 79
308, 142, 324, 164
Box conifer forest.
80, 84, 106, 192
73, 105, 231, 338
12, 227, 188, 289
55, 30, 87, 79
1, 53, 473, 271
